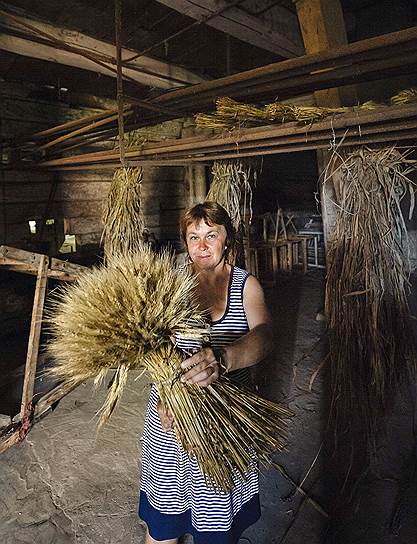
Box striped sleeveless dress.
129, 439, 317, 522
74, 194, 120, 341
139, 266, 260, 543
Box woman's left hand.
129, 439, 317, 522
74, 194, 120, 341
180, 347, 222, 387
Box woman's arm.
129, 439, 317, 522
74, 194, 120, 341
181, 275, 273, 386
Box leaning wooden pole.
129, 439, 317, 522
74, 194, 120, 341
20, 255, 49, 421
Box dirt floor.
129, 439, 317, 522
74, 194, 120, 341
1, 269, 416, 544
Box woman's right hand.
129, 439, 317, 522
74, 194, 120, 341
156, 400, 174, 432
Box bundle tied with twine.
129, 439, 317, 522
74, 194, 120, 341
196, 91, 417, 131
324, 146, 417, 460
47, 245, 292, 492
207, 159, 258, 266
101, 166, 144, 256
207, 159, 257, 230
196, 97, 347, 130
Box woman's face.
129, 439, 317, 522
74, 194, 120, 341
186, 220, 227, 271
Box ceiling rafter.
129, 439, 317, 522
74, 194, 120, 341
154, 0, 304, 57
0, 5, 206, 90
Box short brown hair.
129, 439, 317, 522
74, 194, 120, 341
180, 201, 235, 259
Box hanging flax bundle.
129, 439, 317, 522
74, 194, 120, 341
101, 166, 144, 256
47, 247, 292, 492
207, 160, 257, 230
325, 146, 417, 455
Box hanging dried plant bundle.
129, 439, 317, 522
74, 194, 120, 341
196, 96, 347, 130
216, 97, 266, 121
47, 249, 292, 492
324, 146, 417, 454
207, 160, 257, 230
391, 87, 417, 105
196, 90, 417, 131
101, 166, 144, 256
265, 103, 347, 123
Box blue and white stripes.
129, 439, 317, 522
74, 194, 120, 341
139, 266, 260, 543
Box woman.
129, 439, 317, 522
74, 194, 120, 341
139, 201, 273, 544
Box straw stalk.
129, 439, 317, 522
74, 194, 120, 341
47, 248, 292, 492
325, 146, 417, 460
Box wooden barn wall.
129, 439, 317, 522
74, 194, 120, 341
0, 82, 205, 256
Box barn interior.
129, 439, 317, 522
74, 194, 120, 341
1, 1, 417, 543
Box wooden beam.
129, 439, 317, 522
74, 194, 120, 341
0, 245, 88, 279
294, 0, 356, 107
0, 7, 205, 89
155, 0, 304, 57
38, 103, 417, 168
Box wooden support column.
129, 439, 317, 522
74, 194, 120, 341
20, 255, 49, 420
294, 0, 355, 258
294, 0, 356, 107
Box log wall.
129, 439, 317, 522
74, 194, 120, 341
1, 82, 202, 256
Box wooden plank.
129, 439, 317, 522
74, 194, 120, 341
2, 201, 104, 223
0, 263, 38, 274
0, 169, 112, 183
20, 254, 49, 420
0, 245, 87, 276
1, 96, 100, 125
0, 9, 205, 89
0, 263, 84, 280
0, 170, 55, 184
1, 181, 110, 203
0, 245, 41, 267
155, 0, 303, 57
49, 257, 88, 276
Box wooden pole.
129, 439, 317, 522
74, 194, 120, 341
115, 0, 125, 166
20, 254, 49, 421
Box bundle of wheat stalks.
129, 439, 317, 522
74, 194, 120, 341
196, 97, 347, 130
325, 146, 417, 456
47, 246, 292, 492
101, 166, 144, 256
207, 160, 257, 230
196, 91, 417, 130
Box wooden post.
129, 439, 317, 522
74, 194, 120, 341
301, 237, 308, 273
294, 0, 355, 261
20, 255, 49, 420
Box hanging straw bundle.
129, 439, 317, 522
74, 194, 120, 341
195, 91, 417, 132
390, 87, 417, 106
264, 102, 347, 123
195, 96, 348, 130
47, 247, 292, 492
216, 97, 266, 121
207, 160, 257, 230
101, 166, 144, 255
325, 146, 417, 458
